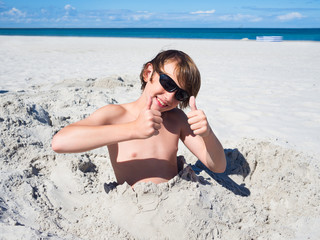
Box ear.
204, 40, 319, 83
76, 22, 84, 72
143, 63, 154, 83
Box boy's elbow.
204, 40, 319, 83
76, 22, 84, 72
215, 156, 227, 173
208, 156, 227, 173
51, 135, 64, 153
213, 164, 226, 173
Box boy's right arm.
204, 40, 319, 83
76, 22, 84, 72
52, 100, 162, 153
51, 105, 133, 153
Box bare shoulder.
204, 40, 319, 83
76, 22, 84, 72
73, 104, 127, 126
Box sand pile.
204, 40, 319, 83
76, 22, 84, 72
1, 78, 319, 239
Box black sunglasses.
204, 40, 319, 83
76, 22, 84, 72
159, 73, 189, 102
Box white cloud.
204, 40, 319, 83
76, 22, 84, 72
97, 10, 153, 22
64, 4, 75, 11
277, 12, 303, 21
1, 7, 26, 17
64, 4, 77, 17
131, 13, 152, 21
191, 9, 216, 15
219, 14, 262, 22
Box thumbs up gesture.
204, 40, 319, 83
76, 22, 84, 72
134, 96, 162, 139
187, 96, 211, 137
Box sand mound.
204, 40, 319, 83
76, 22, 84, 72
0, 80, 319, 239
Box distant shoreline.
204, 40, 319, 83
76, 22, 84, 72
1, 28, 319, 41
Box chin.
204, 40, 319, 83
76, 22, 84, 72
161, 106, 176, 113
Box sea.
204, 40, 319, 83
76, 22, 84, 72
0, 28, 320, 41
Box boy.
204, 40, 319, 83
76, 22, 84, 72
52, 50, 226, 186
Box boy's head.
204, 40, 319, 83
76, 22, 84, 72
140, 50, 201, 109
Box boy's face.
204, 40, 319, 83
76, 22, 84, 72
147, 61, 184, 112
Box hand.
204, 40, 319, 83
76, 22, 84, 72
187, 96, 211, 137
134, 97, 162, 139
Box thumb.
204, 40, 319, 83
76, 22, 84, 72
146, 96, 153, 110
189, 96, 197, 111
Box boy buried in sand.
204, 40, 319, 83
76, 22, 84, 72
52, 50, 226, 186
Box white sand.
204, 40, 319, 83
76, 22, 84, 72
0, 36, 319, 239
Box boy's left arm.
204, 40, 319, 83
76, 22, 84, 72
182, 96, 226, 173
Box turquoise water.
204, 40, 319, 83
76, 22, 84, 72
0, 28, 320, 41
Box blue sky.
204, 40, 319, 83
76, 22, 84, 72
0, 0, 319, 28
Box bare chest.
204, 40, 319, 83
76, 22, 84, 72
106, 108, 185, 185
114, 127, 179, 162
110, 109, 182, 161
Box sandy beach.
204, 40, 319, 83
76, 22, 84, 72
0, 36, 320, 239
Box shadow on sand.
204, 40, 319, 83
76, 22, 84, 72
192, 148, 251, 197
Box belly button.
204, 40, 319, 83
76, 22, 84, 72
131, 152, 137, 158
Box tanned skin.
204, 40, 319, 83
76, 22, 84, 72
52, 61, 226, 186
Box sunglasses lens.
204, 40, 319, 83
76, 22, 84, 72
175, 90, 189, 101
160, 74, 177, 91
159, 73, 189, 101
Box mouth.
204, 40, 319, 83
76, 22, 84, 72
156, 96, 168, 108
